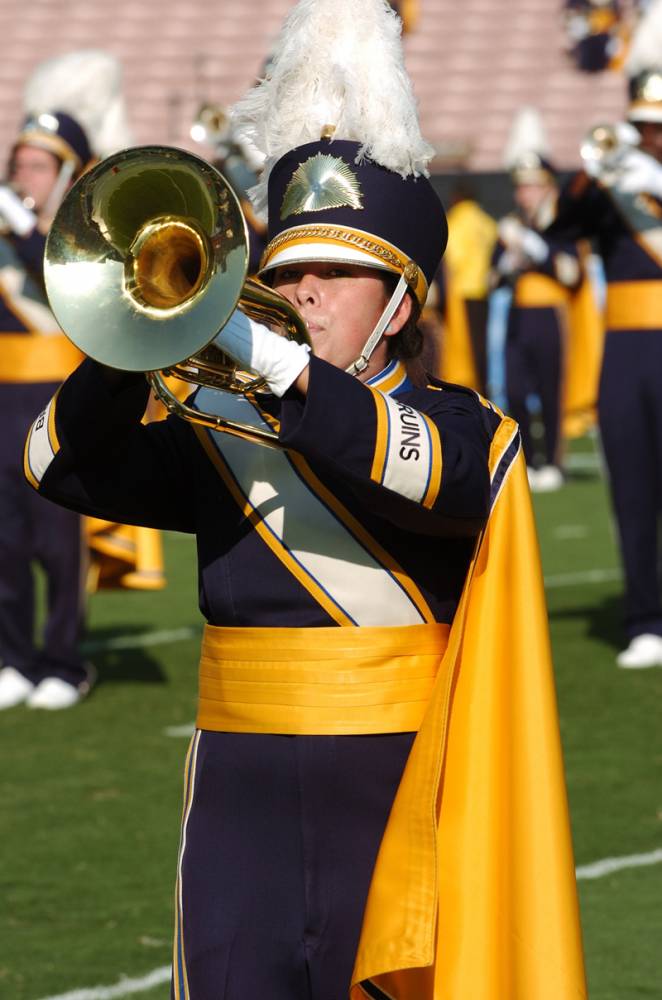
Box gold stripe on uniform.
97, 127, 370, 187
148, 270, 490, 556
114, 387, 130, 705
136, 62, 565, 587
514, 273, 571, 308
197, 622, 450, 735
421, 412, 443, 509
605, 280, 662, 330
370, 390, 390, 483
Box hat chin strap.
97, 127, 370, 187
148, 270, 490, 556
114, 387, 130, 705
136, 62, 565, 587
43, 159, 76, 221
345, 273, 410, 376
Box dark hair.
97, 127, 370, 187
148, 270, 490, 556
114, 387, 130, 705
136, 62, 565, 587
382, 273, 423, 361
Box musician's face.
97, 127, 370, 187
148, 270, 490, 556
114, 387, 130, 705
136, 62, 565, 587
272, 262, 411, 379
638, 122, 662, 163
10, 145, 60, 213
514, 180, 555, 222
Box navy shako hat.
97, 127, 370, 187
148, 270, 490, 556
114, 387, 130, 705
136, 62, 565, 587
628, 69, 662, 124
15, 110, 92, 175
259, 139, 448, 308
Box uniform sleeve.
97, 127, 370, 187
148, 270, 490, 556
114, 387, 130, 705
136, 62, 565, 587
279, 357, 491, 536
546, 171, 614, 241
24, 358, 197, 532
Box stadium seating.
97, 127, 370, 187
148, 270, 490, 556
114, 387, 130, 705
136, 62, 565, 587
0, 0, 626, 173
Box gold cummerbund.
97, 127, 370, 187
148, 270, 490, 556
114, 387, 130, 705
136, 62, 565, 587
0, 334, 83, 383
605, 280, 662, 331
514, 273, 571, 308
197, 622, 451, 735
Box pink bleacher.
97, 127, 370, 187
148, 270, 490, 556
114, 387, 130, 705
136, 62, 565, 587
0, 0, 627, 173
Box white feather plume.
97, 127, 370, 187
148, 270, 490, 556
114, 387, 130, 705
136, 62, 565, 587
626, 0, 662, 77
502, 106, 550, 169
23, 50, 133, 158
231, 0, 433, 217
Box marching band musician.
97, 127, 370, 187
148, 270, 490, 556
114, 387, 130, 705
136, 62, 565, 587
492, 149, 583, 491
24, 1, 585, 998
547, 49, 662, 668
0, 110, 95, 711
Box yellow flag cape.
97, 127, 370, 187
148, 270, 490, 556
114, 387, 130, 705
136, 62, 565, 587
352, 415, 587, 1000
439, 281, 481, 391
563, 248, 604, 440
86, 519, 166, 592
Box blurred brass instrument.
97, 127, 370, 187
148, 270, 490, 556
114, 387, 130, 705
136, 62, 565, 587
580, 122, 640, 186
44, 145, 310, 448
190, 102, 231, 147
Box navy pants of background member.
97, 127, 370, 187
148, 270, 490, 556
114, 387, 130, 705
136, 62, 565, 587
173, 730, 415, 1000
0, 383, 86, 686
505, 305, 563, 468
599, 330, 662, 639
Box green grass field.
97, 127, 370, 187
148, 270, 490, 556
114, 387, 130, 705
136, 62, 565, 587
1, 434, 661, 999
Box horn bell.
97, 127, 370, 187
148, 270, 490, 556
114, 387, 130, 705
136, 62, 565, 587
44, 145, 249, 373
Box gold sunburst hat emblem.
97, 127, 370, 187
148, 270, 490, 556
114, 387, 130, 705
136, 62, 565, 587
280, 153, 364, 220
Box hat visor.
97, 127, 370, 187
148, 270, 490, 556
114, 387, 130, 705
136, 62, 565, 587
259, 224, 428, 305
628, 102, 662, 124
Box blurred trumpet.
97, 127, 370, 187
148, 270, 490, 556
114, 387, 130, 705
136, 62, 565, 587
580, 121, 641, 186
190, 102, 231, 148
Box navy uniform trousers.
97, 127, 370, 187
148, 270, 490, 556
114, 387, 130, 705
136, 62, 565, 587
505, 304, 562, 469
598, 329, 662, 638
0, 382, 86, 685
174, 731, 414, 1000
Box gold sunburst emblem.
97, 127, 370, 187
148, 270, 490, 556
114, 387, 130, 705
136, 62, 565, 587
280, 153, 363, 220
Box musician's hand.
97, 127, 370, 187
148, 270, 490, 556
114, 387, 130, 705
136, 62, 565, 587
214, 310, 310, 397
616, 147, 662, 198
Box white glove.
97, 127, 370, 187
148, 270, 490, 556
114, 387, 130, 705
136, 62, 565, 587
615, 147, 662, 198
499, 217, 549, 263
496, 250, 521, 276
0, 185, 37, 236
582, 121, 640, 180
518, 227, 549, 263
214, 309, 310, 397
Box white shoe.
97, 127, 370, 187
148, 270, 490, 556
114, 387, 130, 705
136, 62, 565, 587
0, 666, 35, 709
527, 467, 539, 490
531, 465, 564, 492
27, 664, 96, 710
616, 633, 662, 669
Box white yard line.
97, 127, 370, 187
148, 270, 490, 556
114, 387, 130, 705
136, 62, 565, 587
81, 627, 200, 654
164, 722, 196, 738
575, 847, 662, 880
553, 525, 589, 541
37, 966, 171, 1000
544, 567, 621, 588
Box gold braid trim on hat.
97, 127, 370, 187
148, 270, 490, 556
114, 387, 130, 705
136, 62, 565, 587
15, 130, 82, 170
260, 224, 427, 304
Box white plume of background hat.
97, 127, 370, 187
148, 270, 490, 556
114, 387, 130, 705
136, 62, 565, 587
502, 106, 550, 170
231, 0, 433, 217
626, 0, 662, 78
23, 49, 133, 159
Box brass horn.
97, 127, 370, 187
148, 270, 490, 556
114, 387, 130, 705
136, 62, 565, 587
44, 145, 310, 447
579, 122, 640, 186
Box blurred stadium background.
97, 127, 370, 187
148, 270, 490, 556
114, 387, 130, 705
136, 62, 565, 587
0, 1, 661, 999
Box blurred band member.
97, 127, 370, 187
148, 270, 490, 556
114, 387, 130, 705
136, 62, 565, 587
548, 60, 662, 667
492, 152, 582, 491
0, 111, 94, 710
